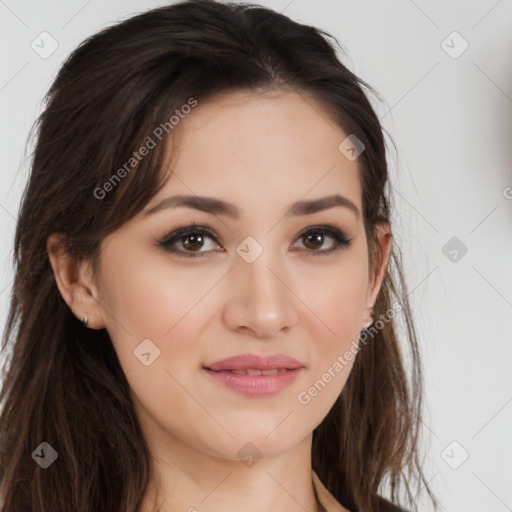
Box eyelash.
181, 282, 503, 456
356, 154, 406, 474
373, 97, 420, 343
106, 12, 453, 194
155, 223, 352, 258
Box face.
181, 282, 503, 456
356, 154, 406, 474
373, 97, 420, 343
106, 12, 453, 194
87, 89, 389, 463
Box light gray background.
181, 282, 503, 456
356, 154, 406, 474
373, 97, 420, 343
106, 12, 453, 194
1, 1, 511, 511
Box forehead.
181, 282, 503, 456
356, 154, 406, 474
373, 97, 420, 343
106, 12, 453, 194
157, 89, 362, 213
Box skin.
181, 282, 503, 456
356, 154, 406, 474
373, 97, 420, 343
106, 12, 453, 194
48, 89, 392, 512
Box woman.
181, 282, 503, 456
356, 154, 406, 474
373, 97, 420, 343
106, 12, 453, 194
0, 1, 439, 511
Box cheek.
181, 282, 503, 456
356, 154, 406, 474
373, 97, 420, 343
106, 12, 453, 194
294, 263, 367, 423
99, 254, 224, 438
294, 252, 368, 345
99, 250, 225, 371
291, 251, 368, 409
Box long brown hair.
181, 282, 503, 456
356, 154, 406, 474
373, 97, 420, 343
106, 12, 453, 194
0, 1, 439, 510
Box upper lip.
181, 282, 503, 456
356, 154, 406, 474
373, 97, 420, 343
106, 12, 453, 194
204, 353, 305, 371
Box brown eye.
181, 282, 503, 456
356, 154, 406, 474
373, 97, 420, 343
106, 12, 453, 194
157, 225, 222, 258
181, 233, 206, 252
292, 226, 351, 255
156, 224, 351, 258
303, 232, 326, 250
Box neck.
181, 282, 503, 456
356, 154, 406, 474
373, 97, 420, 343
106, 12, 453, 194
138, 435, 324, 512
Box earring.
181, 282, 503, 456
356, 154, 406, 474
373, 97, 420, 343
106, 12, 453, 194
363, 305, 374, 329
82, 316, 89, 328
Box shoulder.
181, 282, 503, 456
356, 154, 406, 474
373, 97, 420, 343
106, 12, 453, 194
311, 470, 411, 512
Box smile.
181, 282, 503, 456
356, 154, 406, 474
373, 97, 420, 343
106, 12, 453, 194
203, 367, 303, 396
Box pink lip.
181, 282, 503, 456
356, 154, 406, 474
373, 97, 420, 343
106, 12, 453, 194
203, 353, 305, 397
204, 353, 304, 371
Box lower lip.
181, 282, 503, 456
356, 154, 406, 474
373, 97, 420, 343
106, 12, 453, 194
204, 368, 303, 396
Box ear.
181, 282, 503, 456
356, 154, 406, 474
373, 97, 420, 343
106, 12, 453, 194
46, 233, 105, 330
362, 221, 393, 328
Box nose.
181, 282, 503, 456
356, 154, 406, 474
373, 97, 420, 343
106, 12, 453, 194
222, 250, 299, 339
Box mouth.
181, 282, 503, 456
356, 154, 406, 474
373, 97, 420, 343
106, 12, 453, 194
202, 352, 305, 396
205, 368, 290, 375
203, 365, 303, 397
203, 352, 304, 372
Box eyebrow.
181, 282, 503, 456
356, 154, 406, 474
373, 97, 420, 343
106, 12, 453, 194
143, 193, 360, 219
